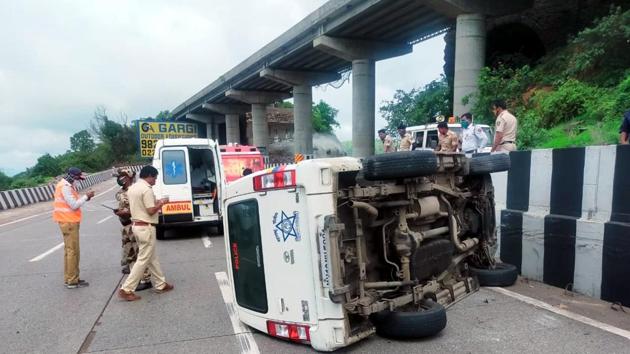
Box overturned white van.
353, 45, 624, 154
222, 152, 517, 351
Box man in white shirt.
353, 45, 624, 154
460, 113, 488, 154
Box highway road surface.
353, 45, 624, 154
1, 180, 629, 354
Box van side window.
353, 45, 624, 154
427, 130, 439, 150
227, 200, 268, 313
162, 150, 188, 185
413, 132, 425, 150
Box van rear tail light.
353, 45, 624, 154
266, 320, 310, 343
253, 170, 296, 191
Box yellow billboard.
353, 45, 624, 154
137, 121, 199, 157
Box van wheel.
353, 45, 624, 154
363, 151, 438, 181
470, 263, 518, 287
369, 300, 446, 339
469, 154, 511, 175
156, 227, 165, 240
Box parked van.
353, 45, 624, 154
406, 123, 493, 152
222, 152, 516, 351
152, 138, 224, 239
219, 145, 265, 183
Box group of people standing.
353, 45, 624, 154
379, 99, 518, 154
52, 165, 173, 301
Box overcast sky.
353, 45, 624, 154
0, 0, 444, 176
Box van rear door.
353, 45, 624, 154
256, 185, 316, 325
159, 147, 194, 223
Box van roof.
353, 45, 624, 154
219, 145, 260, 154
406, 123, 490, 131
159, 138, 217, 147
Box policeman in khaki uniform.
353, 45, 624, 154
114, 168, 151, 291
119, 165, 173, 301
397, 124, 413, 151
490, 99, 518, 152
435, 122, 459, 153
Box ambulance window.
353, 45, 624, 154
227, 200, 268, 313
162, 150, 188, 185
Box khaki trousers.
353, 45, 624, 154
121, 225, 166, 292
496, 143, 517, 152
59, 222, 80, 284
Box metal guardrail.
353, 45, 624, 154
0, 165, 143, 211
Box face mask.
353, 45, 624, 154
461, 121, 470, 129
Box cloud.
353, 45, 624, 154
0, 0, 444, 174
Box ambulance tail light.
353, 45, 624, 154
253, 170, 296, 191
266, 320, 310, 343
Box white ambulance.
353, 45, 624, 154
152, 138, 224, 239
222, 152, 516, 351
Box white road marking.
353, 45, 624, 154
202, 236, 213, 248
0, 211, 53, 228
215, 271, 260, 354
97, 215, 114, 224
93, 184, 118, 199
488, 287, 630, 340
29, 242, 64, 262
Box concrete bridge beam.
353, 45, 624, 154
260, 69, 341, 156
225, 89, 291, 150
186, 113, 221, 140
314, 36, 409, 158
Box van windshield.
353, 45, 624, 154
227, 199, 268, 313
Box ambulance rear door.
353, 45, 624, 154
158, 146, 194, 224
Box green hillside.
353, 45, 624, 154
469, 7, 630, 149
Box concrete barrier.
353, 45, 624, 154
493, 145, 630, 306
0, 165, 143, 211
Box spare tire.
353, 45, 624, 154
370, 300, 447, 339
469, 154, 511, 175
363, 151, 438, 180
470, 263, 518, 287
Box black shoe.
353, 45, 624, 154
122, 266, 130, 274
135, 281, 152, 292
66, 280, 89, 289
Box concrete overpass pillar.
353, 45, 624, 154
225, 113, 240, 144
259, 68, 340, 156
202, 103, 250, 145
313, 35, 411, 158
352, 59, 376, 158
251, 103, 268, 149
225, 90, 291, 151
293, 85, 313, 156
453, 13, 486, 117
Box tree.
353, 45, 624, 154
0, 171, 11, 190
90, 107, 138, 163
312, 100, 340, 133
70, 130, 96, 153
154, 110, 173, 120
380, 76, 451, 131
31, 153, 62, 177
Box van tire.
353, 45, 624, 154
370, 300, 447, 339
470, 263, 518, 287
469, 154, 511, 175
156, 226, 165, 240
363, 151, 438, 180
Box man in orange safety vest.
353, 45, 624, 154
53, 167, 95, 289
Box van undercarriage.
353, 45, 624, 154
323, 151, 513, 341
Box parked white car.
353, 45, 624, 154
222, 151, 516, 351
406, 123, 494, 152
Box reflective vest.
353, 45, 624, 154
53, 180, 82, 223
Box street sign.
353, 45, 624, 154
137, 121, 199, 157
